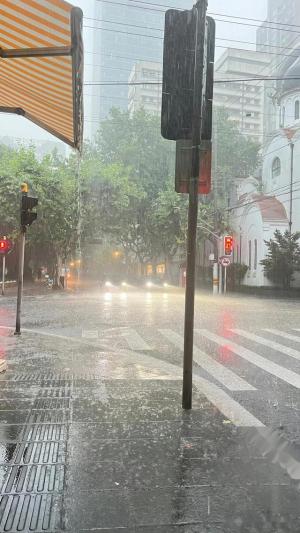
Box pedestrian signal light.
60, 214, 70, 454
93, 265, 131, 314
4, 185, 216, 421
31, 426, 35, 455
0, 239, 12, 255
224, 236, 233, 256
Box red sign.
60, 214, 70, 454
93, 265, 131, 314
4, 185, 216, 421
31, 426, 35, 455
0, 238, 12, 255
175, 140, 212, 195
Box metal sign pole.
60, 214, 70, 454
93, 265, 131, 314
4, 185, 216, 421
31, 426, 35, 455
182, 1, 207, 410
224, 265, 227, 295
2, 255, 5, 296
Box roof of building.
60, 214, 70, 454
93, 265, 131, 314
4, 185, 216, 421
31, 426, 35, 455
251, 194, 288, 222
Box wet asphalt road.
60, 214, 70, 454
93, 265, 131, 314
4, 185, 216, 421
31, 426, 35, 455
1, 287, 300, 531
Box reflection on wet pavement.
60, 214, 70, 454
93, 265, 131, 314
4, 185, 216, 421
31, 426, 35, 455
0, 290, 300, 531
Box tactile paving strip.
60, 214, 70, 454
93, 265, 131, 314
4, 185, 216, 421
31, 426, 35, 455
2, 465, 65, 494
0, 493, 62, 532
0, 376, 71, 531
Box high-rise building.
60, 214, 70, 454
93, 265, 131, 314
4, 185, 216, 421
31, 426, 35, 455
128, 61, 162, 116
256, 0, 300, 139
89, 0, 192, 138
213, 48, 270, 144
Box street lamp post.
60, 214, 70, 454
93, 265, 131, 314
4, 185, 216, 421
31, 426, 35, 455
289, 140, 294, 234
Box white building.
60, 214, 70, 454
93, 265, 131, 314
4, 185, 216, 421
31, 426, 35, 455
128, 61, 162, 116
230, 54, 300, 287
214, 49, 270, 143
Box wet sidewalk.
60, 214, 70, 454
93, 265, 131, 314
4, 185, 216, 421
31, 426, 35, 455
0, 328, 299, 532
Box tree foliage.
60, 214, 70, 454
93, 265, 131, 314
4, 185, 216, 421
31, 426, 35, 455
260, 230, 300, 288
0, 107, 256, 282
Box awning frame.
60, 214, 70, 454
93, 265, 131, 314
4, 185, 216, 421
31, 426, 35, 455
0, 5, 83, 151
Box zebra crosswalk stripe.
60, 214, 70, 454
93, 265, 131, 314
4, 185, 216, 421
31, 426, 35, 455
231, 329, 300, 362
193, 375, 264, 427
121, 347, 264, 427
159, 329, 255, 391
122, 329, 152, 351
197, 329, 300, 389
263, 329, 300, 344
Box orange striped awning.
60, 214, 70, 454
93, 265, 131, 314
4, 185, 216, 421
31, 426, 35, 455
0, 0, 83, 150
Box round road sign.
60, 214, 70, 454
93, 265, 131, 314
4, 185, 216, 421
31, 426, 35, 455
219, 256, 231, 267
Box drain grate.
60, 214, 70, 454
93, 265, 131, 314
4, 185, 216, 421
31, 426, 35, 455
3, 464, 65, 494
0, 493, 61, 531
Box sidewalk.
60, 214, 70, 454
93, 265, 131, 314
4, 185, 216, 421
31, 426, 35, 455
0, 327, 299, 532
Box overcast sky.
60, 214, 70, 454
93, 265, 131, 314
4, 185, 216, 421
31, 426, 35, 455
0, 0, 268, 143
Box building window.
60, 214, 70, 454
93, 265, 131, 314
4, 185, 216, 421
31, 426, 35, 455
254, 239, 258, 270
249, 240, 252, 270
295, 100, 300, 120
146, 264, 153, 275
156, 263, 165, 275
272, 157, 281, 179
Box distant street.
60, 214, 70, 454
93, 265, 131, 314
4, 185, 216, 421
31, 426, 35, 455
1, 287, 300, 531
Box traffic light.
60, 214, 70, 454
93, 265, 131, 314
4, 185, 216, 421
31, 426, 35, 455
224, 236, 233, 256
0, 239, 12, 255
21, 194, 38, 227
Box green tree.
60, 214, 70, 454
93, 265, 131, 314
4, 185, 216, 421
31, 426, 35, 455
0, 145, 78, 283
88, 109, 184, 270
260, 230, 300, 289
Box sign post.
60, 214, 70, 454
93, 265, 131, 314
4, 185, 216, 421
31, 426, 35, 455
219, 256, 231, 294
161, 1, 215, 409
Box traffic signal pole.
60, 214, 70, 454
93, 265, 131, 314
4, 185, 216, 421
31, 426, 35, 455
14, 183, 38, 335
15, 227, 26, 335
182, 1, 207, 410
2, 255, 5, 296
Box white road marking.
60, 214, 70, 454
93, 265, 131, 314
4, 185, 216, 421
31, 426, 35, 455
0, 325, 263, 427
122, 329, 152, 351
264, 329, 300, 345
232, 329, 300, 362
198, 329, 300, 389
82, 330, 99, 339
159, 329, 255, 391
120, 348, 264, 427
193, 375, 264, 427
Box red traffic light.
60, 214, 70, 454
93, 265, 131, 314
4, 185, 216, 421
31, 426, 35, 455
0, 239, 12, 255
224, 236, 233, 256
